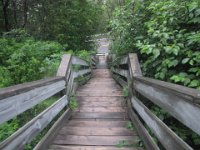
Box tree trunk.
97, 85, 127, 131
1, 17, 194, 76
12, 0, 17, 27
22, 0, 28, 28
1, 0, 10, 31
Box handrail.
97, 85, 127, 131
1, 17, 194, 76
110, 53, 200, 150
0, 54, 96, 150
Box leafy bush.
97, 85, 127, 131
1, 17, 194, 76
0, 30, 63, 87
110, 0, 200, 89
110, 0, 200, 148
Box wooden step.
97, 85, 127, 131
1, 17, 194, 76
75, 106, 126, 112
66, 120, 129, 128
76, 96, 123, 102
58, 127, 136, 136
76, 91, 123, 97
72, 112, 127, 119
53, 135, 139, 146
49, 145, 142, 150
79, 101, 125, 107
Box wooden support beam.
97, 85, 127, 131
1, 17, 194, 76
134, 77, 200, 135
57, 54, 72, 77
112, 68, 128, 79
127, 99, 159, 150
0, 79, 65, 124
0, 96, 68, 150
72, 56, 89, 67
131, 96, 192, 150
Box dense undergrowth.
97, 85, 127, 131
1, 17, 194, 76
0, 29, 96, 148
110, 0, 200, 89
109, 0, 200, 149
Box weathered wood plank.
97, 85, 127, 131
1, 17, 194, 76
76, 96, 123, 102
73, 69, 91, 78
67, 120, 128, 128
53, 135, 139, 146
49, 145, 142, 150
34, 109, 72, 150
0, 80, 65, 124
72, 56, 89, 67
57, 54, 72, 77
0, 96, 68, 150
134, 76, 200, 104
58, 127, 135, 136
127, 99, 159, 150
112, 68, 128, 78
131, 96, 192, 150
76, 91, 123, 96
112, 73, 127, 88
119, 56, 128, 65
134, 78, 200, 135
79, 101, 123, 107
128, 53, 142, 77
0, 77, 64, 100
72, 112, 127, 119
75, 107, 126, 112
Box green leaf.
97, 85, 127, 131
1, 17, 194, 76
182, 58, 190, 64
189, 80, 199, 87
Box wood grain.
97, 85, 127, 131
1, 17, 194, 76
0, 96, 68, 150
53, 135, 139, 146
0, 80, 65, 124
131, 96, 192, 150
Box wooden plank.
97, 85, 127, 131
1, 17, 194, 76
34, 109, 72, 150
49, 145, 142, 150
0, 80, 65, 124
76, 96, 123, 102
76, 107, 125, 112
0, 96, 68, 150
112, 73, 127, 88
57, 54, 72, 77
77, 89, 122, 94
67, 120, 128, 128
72, 112, 127, 119
112, 68, 128, 78
53, 135, 139, 146
127, 99, 159, 150
119, 56, 128, 65
76, 91, 123, 97
134, 76, 200, 104
131, 96, 192, 150
128, 53, 142, 77
73, 69, 91, 78
79, 101, 124, 107
0, 77, 64, 100
134, 79, 200, 135
72, 56, 89, 67
58, 127, 135, 136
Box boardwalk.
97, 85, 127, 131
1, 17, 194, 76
49, 55, 142, 149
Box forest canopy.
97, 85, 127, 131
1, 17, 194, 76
0, 0, 104, 87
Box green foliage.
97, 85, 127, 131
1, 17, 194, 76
69, 96, 78, 110
126, 121, 135, 131
110, 0, 200, 148
0, 30, 63, 87
0, 97, 58, 142
115, 140, 133, 148
110, 0, 200, 89
122, 86, 129, 98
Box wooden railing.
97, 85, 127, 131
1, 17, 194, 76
0, 54, 96, 150
110, 53, 200, 150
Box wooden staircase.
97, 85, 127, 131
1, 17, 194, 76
49, 56, 142, 149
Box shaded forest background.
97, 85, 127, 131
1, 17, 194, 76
0, 0, 200, 149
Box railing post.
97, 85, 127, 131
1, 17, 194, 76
128, 53, 142, 96
127, 53, 159, 150
57, 54, 72, 95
